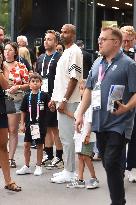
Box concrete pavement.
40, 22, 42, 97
0, 134, 136, 205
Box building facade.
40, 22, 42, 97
0, 0, 135, 51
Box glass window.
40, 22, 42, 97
77, 0, 93, 49
86, 0, 93, 49
70, 0, 75, 24
77, 0, 86, 41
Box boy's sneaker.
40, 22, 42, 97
16, 165, 32, 175
67, 179, 85, 188
34, 165, 42, 176
46, 157, 64, 170
86, 178, 99, 189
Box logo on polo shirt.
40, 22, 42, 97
111, 65, 117, 71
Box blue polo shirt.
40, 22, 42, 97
86, 50, 136, 134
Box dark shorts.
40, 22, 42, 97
24, 127, 47, 144
46, 109, 58, 127
0, 114, 8, 128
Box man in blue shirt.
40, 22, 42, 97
75, 26, 136, 205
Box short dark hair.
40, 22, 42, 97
29, 72, 42, 82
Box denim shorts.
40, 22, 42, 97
14, 100, 22, 113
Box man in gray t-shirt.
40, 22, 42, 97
75, 27, 136, 205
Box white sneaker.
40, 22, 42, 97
128, 170, 136, 182
51, 171, 75, 184
16, 165, 32, 175
34, 165, 42, 176
53, 169, 66, 177
86, 178, 99, 189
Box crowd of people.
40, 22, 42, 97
0, 23, 136, 205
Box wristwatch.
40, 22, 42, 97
62, 97, 68, 103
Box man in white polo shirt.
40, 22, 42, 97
50, 24, 83, 183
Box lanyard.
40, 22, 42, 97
29, 91, 41, 122
98, 60, 112, 84
41, 52, 56, 77
98, 63, 105, 83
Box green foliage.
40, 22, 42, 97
0, 0, 11, 35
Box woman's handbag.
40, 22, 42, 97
8, 91, 24, 102
5, 96, 16, 114
4, 91, 24, 114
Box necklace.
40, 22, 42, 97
5, 60, 15, 63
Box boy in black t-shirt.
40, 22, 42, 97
16, 73, 50, 176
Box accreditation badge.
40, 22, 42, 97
41, 78, 48, 92
30, 124, 40, 140
91, 82, 101, 110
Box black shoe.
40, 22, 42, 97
9, 159, 16, 168
46, 157, 64, 170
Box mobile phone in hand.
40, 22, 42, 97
113, 100, 122, 111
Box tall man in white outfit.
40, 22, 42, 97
50, 24, 83, 183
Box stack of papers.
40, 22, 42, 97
107, 85, 125, 112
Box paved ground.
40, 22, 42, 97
0, 134, 136, 205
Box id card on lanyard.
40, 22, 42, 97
29, 91, 41, 139
30, 124, 40, 140
92, 63, 105, 111
41, 52, 56, 92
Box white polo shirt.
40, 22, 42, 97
52, 44, 83, 103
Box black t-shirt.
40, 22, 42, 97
82, 49, 92, 79
21, 91, 50, 134
36, 52, 61, 98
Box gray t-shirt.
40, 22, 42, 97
86, 50, 136, 135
